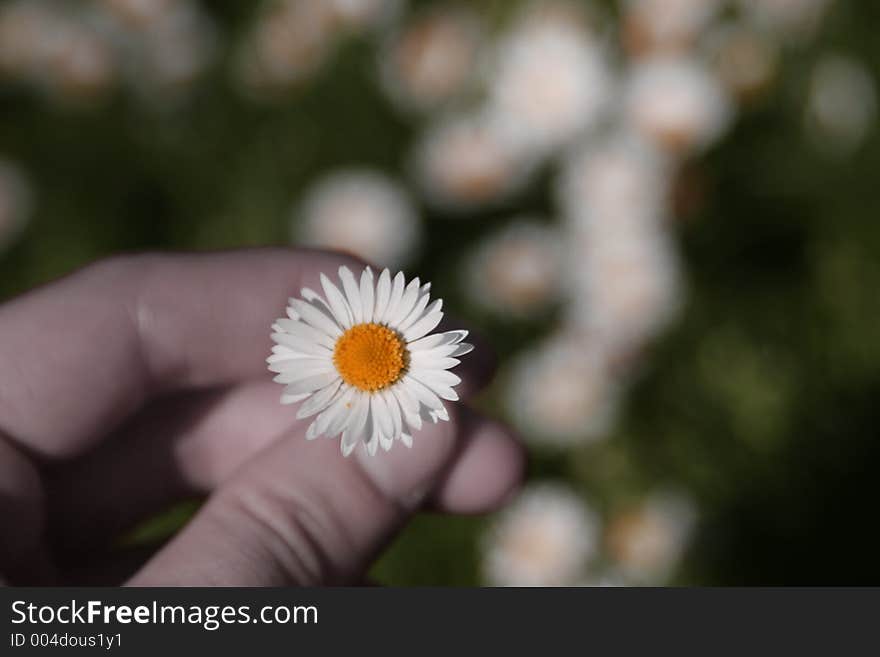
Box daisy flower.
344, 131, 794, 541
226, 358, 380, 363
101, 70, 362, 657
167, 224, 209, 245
378, 6, 484, 113
805, 53, 877, 157
463, 219, 564, 318
413, 111, 534, 212
268, 266, 472, 456
707, 23, 779, 103
293, 168, 421, 269
487, 7, 612, 156
622, 0, 722, 56
504, 334, 620, 447
624, 54, 733, 156
482, 483, 600, 586
606, 489, 697, 584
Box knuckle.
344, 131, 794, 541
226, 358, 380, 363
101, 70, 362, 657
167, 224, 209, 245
209, 479, 348, 586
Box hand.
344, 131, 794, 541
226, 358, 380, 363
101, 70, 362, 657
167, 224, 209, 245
0, 248, 523, 585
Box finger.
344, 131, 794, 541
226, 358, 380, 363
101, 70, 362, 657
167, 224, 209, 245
127, 406, 522, 586
0, 248, 362, 459
58, 411, 522, 583
0, 433, 55, 584
428, 415, 525, 514
46, 382, 292, 550
48, 321, 498, 550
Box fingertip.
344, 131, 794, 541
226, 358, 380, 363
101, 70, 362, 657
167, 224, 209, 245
430, 413, 526, 514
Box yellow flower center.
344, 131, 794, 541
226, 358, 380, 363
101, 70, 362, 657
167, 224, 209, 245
333, 323, 409, 392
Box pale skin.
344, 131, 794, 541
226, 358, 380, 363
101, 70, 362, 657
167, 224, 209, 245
0, 248, 524, 585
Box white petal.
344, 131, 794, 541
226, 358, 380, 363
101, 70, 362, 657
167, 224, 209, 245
366, 433, 379, 455
360, 267, 375, 323
272, 364, 334, 384
448, 342, 474, 357
381, 271, 407, 324
274, 319, 336, 349
400, 432, 413, 448
390, 277, 421, 328
382, 389, 403, 444
412, 368, 462, 388
296, 379, 344, 419
409, 355, 460, 370
370, 393, 394, 446
409, 343, 462, 360
374, 269, 392, 321
407, 333, 447, 351
403, 310, 444, 342
267, 356, 329, 373
341, 393, 370, 456
402, 374, 445, 411
409, 367, 461, 401
339, 266, 363, 325
398, 292, 431, 333
290, 298, 343, 339
430, 405, 450, 422
284, 371, 339, 395
390, 384, 422, 431
281, 391, 311, 405
442, 329, 469, 344
271, 332, 331, 357
285, 305, 300, 321
420, 405, 437, 424
321, 273, 353, 328
379, 430, 394, 452
317, 386, 356, 438
306, 420, 321, 439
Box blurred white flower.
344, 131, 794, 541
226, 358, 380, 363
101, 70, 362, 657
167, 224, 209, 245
488, 4, 611, 155
94, 0, 180, 30
0, 2, 61, 79
505, 334, 620, 446
413, 111, 534, 212
577, 571, 631, 587
805, 53, 877, 157
463, 219, 564, 318
0, 159, 33, 253
127, 2, 217, 103
557, 131, 671, 238
328, 0, 398, 31
293, 169, 421, 268
707, 22, 779, 103
625, 54, 733, 156
379, 6, 483, 113
622, 0, 722, 55
606, 489, 697, 583
45, 21, 118, 103
483, 483, 600, 586
234, 0, 337, 95
566, 230, 683, 357
0, 2, 118, 103
736, 0, 832, 42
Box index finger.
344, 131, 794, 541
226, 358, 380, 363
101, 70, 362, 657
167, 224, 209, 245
0, 248, 368, 458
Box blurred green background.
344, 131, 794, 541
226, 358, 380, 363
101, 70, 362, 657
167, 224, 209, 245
1, 0, 878, 585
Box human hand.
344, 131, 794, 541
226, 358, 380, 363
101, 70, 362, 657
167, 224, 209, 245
0, 248, 523, 585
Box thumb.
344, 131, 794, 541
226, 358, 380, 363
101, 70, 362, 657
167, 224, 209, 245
126, 407, 521, 586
